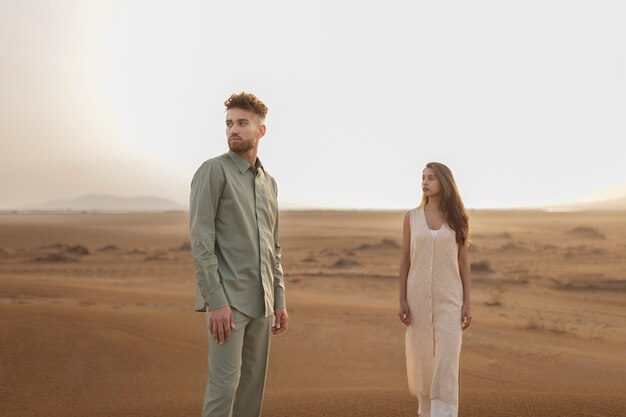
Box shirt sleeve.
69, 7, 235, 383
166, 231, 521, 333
189, 160, 229, 311
271, 179, 286, 309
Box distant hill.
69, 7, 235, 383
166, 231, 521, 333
580, 195, 626, 210
36, 194, 185, 212
550, 195, 626, 211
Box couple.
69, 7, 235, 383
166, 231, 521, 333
189, 92, 472, 417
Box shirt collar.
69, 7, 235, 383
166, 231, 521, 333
227, 150, 264, 174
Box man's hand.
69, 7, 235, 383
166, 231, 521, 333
272, 308, 288, 335
207, 305, 235, 344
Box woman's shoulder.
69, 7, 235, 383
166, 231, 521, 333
404, 207, 422, 224
405, 207, 419, 216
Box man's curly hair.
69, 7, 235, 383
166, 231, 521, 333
224, 92, 268, 120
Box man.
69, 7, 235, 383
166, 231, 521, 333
189, 92, 288, 417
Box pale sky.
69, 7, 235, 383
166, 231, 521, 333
1, 1, 624, 210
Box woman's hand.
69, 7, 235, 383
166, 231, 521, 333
461, 302, 472, 330
398, 301, 411, 326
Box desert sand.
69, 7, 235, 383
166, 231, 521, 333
1, 210, 625, 417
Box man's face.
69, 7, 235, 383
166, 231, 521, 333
225, 108, 265, 154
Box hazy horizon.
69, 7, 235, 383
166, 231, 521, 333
1, 1, 624, 210
2, 191, 626, 212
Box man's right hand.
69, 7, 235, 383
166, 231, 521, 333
207, 305, 235, 344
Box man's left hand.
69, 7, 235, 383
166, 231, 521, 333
272, 308, 288, 335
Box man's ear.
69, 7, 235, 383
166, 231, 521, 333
259, 124, 266, 138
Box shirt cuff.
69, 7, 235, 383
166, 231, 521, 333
273, 286, 286, 309
207, 288, 229, 311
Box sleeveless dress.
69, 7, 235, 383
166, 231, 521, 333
405, 207, 463, 407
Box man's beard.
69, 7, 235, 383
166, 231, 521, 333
228, 137, 254, 153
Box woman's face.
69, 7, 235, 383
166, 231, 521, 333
422, 167, 441, 198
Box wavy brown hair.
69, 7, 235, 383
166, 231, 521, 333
419, 162, 470, 246
224, 92, 268, 120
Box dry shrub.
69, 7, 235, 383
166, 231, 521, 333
64, 245, 90, 256
565, 226, 606, 239
355, 239, 400, 251
332, 259, 361, 268
32, 253, 78, 263
471, 261, 493, 273
97, 244, 119, 252
378, 239, 401, 249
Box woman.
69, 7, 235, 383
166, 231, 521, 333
398, 162, 472, 417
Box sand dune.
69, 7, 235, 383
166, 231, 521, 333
1, 210, 625, 416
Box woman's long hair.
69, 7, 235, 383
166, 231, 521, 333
419, 162, 469, 246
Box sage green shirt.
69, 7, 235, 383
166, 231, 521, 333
189, 151, 286, 318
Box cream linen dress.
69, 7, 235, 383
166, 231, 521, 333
406, 207, 463, 409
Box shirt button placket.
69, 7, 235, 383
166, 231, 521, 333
255, 169, 270, 315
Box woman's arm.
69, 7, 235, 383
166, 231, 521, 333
458, 243, 472, 330
398, 211, 411, 326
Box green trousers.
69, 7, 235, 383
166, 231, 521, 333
202, 309, 272, 417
